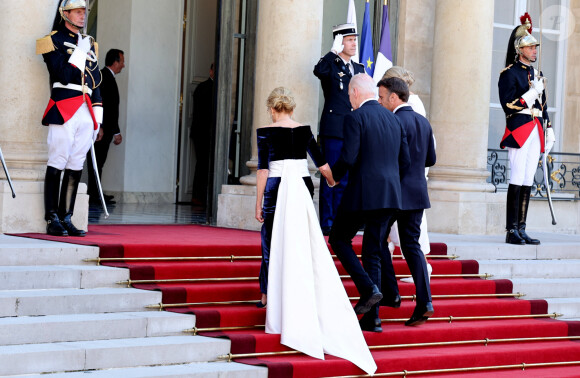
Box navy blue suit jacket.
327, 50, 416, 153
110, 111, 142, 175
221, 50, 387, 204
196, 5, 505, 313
332, 100, 411, 212
313, 52, 365, 138
393, 106, 436, 210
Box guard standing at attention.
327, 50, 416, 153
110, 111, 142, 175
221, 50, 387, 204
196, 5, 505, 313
314, 23, 365, 235
36, 0, 103, 237
499, 13, 555, 245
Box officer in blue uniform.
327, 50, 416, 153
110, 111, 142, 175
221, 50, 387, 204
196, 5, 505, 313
499, 13, 555, 245
37, 0, 103, 237
314, 23, 365, 235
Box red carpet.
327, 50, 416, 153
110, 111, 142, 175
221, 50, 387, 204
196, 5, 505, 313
14, 224, 580, 377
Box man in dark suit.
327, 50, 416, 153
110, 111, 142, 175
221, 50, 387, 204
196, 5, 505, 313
378, 77, 436, 326
87, 48, 125, 205
314, 23, 365, 235
328, 73, 411, 333
190, 63, 215, 206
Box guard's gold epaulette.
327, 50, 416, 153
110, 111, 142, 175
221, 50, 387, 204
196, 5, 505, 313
36, 31, 58, 55
93, 41, 99, 59
499, 64, 513, 74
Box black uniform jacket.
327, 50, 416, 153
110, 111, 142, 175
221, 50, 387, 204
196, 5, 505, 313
313, 52, 365, 139
498, 62, 550, 151
37, 24, 102, 128
394, 106, 436, 211
332, 100, 411, 212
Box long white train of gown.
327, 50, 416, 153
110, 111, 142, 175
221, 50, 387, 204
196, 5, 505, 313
265, 159, 377, 376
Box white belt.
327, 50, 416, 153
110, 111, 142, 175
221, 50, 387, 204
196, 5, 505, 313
268, 159, 309, 178
53, 82, 92, 96
517, 108, 541, 118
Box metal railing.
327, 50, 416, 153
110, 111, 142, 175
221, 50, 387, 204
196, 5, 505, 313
487, 149, 580, 200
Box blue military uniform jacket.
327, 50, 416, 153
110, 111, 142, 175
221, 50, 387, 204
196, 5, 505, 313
498, 61, 550, 152
332, 101, 411, 212
313, 52, 365, 138
393, 106, 436, 211
36, 24, 102, 129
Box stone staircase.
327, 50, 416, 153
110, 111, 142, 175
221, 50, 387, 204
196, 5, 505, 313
432, 232, 580, 320
0, 234, 266, 377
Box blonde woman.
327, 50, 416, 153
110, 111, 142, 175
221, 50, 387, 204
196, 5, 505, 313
255, 87, 376, 375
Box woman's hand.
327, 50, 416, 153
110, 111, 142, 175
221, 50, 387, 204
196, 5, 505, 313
255, 204, 264, 223
319, 163, 337, 187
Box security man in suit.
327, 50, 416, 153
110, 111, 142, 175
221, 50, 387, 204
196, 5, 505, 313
36, 0, 103, 237
314, 23, 365, 235
499, 13, 555, 246
87, 48, 125, 205
328, 73, 411, 333
378, 77, 436, 327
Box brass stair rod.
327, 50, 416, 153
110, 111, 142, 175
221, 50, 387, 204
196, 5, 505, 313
145, 292, 526, 310
327, 360, 580, 377
85, 254, 459, 265
381, 312, 562, 323
121, 273, 492, 287
186, 313, 561, 334
216, 336, 580, 362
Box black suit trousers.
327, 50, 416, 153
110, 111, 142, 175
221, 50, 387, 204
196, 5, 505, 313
86, 134, 113, 198
394, 209, 432, 304
329, 208, 397, 319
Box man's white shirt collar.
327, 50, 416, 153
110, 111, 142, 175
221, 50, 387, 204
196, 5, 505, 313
394, 103, 411, 113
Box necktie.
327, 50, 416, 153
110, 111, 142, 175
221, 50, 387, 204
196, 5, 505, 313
346, 62, 351, 76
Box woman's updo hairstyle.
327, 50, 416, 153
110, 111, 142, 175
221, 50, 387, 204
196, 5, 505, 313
382, 66, 415, 88
266, 87, 296, 114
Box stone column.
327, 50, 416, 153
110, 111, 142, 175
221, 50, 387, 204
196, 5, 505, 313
0, 1, 88, 233
217, 0, 323, 230
427, 0, 500, 234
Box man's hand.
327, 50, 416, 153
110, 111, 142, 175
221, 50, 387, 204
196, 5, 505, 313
113, 134, 123, 145
545, 127, 556, 152
331, 34, 344, 55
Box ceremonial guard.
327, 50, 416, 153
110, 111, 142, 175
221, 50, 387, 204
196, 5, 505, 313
36, 0, 102, 236
499, 13, 555, 245
313, 23, 365, 235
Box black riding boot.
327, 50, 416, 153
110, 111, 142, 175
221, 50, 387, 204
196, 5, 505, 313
506, 184, 525, 245
44, 166, 68, 236
518, 185, 540, 245
58, 169, 86, 237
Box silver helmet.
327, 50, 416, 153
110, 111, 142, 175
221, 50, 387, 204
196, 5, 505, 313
514, 18, 539, 55
59, 0, 87, 29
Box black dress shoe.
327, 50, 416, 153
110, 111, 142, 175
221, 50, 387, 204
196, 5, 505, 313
46, 215, 68, 237
104, 194, 114, 201
354, 285, 383, 315
255, 301, 267, 309
359, 317, 382, 332
518, 228, 540, 245
380, 294, 401, 308
405, 302, 434, 326
60, 214, 86, 237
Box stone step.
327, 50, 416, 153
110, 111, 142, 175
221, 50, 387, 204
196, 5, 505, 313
546, 298, 580, 319
0, 335, 230, 376
477, 259, 580, 279
0, 287, 161, 317
0, 265, 128, 290
511, 278, 580, 299
23, 362, 267, 377
0, 311, 195, 346
0, 235, 98, 266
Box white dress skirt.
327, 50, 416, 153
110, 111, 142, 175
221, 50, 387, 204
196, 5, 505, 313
265, 159, 377, 376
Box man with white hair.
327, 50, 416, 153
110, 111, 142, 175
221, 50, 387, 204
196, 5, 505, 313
328, 73, 410, 333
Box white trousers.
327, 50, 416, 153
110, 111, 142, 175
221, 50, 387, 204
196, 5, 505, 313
508, 125, 541, 186
47, 103, 93, 171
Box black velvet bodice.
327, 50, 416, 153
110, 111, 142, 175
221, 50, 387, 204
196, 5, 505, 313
257, 125, 326, 170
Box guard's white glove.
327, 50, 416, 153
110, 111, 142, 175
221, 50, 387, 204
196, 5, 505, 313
545, 127, 555, 152
532, 76, 545, 97
331, 34, 344, 55
68, 35, 92, 71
